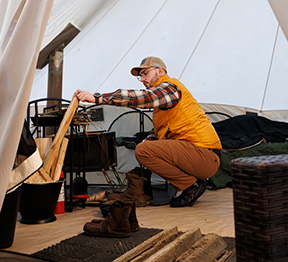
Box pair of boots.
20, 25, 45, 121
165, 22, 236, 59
107, 167, 153, 207
83, 201, 139, 238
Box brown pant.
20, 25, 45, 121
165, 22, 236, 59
135, 140, 220, 191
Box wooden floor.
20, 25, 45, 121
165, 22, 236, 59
4, 188, 234, 255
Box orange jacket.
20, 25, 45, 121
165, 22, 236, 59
153, 74, 222, 149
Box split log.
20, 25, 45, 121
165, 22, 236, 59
34, 137, 52, 159
50, 155, 58, 180
175, 233, 227, 262
52, 137, 69, 181
43, 96, 79, 174
25, 168, 53, 183
113, 227, 179, 262
37, 168, 53, 182
144, 228, 202, 262
130, 229, 179, 262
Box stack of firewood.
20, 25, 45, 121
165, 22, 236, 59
25, 97, 79, 183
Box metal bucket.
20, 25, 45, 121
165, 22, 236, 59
19, 179, 64, 224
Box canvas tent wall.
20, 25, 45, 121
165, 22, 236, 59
0, 0, 53, 210
30, 0, 288, 125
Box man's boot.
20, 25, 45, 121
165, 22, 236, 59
83, 201, 131, 237
107, 168, 152, 207
170, 179, 206, 207
128, 202, 140, 232
92, 201, 140, 232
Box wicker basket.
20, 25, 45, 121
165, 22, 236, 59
232, 155, 288, 262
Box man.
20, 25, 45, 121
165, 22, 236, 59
75, 56, 222, 207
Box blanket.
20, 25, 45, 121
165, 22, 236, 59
209, 115, 288, 189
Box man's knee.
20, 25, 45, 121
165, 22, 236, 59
135, 142, 146, 158
135, 141, 155, 162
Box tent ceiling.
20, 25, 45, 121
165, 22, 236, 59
268, 0, 288, 41
31, 0, 288, 114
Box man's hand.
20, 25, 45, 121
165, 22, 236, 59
74, 89, 95, 103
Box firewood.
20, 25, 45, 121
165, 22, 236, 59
52, 137, 69, 181
34, 137, 52, 159
25, 167, 53, 183
114, 227, 179, 262
42, 96, 79, 174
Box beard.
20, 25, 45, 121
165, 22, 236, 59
143, 71, 160, 88
143, 81, 151, 88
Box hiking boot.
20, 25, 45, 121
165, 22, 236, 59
107, 167, 152, 207
83, 201, 131, 237
92, 202, 140, 232
170, 179, 206, 207
141, 168, 153, 200
99, 203, 111, 218
128, 202, 140, 232
131, 167, 153, 199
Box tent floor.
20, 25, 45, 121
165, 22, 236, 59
3, 188, 234, 255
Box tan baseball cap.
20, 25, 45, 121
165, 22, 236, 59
131, 56, 167, 76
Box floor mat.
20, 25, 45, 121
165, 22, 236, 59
0, 250, 48, 262
1, 235, 235, 262
32, 227, 163, 262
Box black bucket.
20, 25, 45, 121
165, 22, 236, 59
19, 180, 63, 224
0, 186, 21, 249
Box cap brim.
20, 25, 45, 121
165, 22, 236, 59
131, 65, 151, 76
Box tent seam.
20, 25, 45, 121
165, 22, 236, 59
178, 0, 221, 80
96, 0, 169, 91
260, 24, 279, 112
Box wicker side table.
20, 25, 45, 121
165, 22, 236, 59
232, 155, 288, 262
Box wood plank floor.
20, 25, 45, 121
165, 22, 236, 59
4, 188, 234, 255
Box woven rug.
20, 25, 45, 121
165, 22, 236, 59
32, 227, 163, 262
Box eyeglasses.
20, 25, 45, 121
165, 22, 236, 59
137, 68, 157, 81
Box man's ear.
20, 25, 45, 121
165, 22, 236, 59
159, 67, 165, 76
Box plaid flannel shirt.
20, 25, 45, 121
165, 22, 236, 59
102, 81, 181, 141
102, 81, 181, 109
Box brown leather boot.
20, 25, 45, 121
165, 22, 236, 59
91, 201, 140, 232
107, 168, 152, 207
128, 202, 140, 232
83, 201, 131, 237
